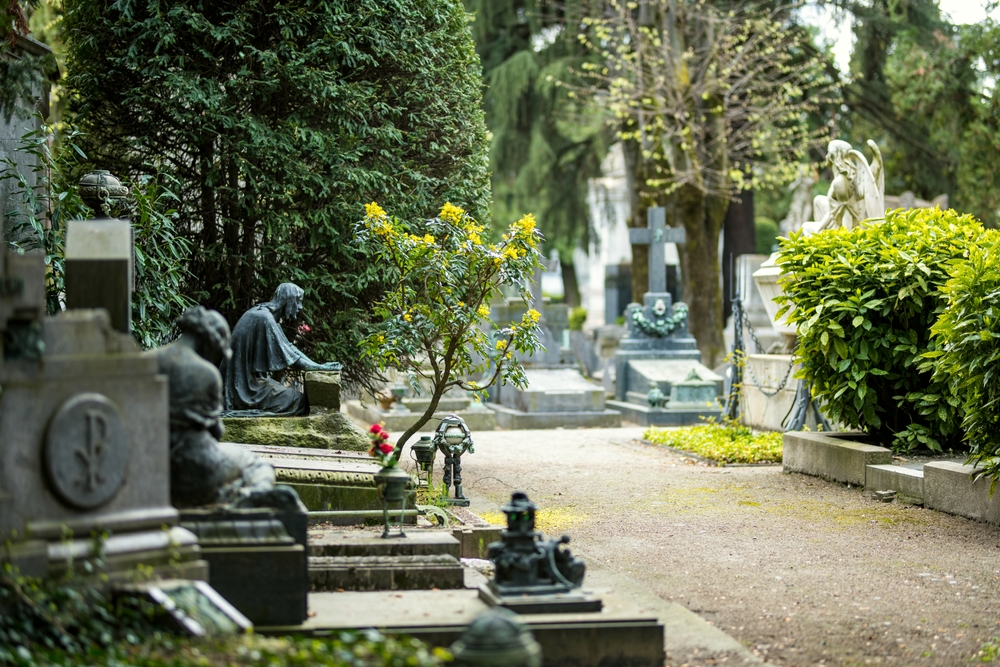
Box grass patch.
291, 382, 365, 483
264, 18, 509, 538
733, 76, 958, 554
478, 507, 587, 534
644, 422, 783, 464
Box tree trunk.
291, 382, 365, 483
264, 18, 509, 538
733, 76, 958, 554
721, 189, 755, 323
561, 260, 581, 308
676, 184, 727, 369
623, 138, 650, 304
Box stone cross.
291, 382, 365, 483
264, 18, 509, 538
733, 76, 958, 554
629, 207, 685, 295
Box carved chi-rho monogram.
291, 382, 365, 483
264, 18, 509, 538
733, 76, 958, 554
75, 410, 108, 492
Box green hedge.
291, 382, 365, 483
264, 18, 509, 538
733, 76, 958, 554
925, 231, 1000, 478
776, 207, 986, 453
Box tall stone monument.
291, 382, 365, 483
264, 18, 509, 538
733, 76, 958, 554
0, 226, 205, 580
605, 207, 723, 426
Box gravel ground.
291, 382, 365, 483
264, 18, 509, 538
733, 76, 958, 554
454, 426, 1000, 667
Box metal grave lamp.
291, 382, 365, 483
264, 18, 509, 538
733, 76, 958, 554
373, 464, 411, 539
450, 607, 542, 667
479, 491, 601, 614
432, 413, 474, 506
79, 170, 129, 219
409, 435, 437, 489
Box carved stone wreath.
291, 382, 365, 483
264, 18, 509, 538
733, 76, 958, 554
631, 302, 689, 337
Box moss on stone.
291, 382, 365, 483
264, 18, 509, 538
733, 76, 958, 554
222, 411, 368, 450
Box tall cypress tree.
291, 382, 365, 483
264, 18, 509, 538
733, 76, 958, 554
62, 0, 490, 388
467, 0, 610, 305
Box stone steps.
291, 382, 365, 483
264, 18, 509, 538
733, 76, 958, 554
308, 530, 460, 558
309, 554, 464, 591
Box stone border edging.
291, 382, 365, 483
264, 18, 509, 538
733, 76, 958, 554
783, 431, 1000, 525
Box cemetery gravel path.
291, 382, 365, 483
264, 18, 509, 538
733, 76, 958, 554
457, 426, 1000, 667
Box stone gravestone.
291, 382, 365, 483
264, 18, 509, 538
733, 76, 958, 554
0, 261, 206, 583
489, 255, 621, 429
605, 207, 724, 425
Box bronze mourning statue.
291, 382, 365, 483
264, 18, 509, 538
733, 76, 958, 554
157, 305, 304, 510
221, 283, 341, 416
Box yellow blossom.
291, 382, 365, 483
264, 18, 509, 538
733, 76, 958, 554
458, 301, 465, 308
526, 309, 541, 324
505, 352, 512, 359
502, 246, 519, 260
496, 339, 507, 351
404, 313, 412, 322
513, 213, 536, 235
423, 234, 435, 244
477, 304, 490, 318
365, 202, 387, 218
440, 202, 465, 223
469, 232, 482, 245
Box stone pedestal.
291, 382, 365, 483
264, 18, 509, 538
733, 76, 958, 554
65, 219, 133, 334
346, 393, 497, 433
740, 354, 827, 432
752, 254, 796, 350
0, 310, 205, 579
304, 370, 341, 410
181, 507, 309, 626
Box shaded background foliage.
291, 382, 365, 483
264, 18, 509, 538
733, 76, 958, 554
62, 0, 490, 388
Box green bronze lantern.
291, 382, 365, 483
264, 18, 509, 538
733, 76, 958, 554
450, 607, 542, 667
79, 170, 129, 219
373, 465, 411, 539
409, 435, 436, 489
432, 414, 474, 506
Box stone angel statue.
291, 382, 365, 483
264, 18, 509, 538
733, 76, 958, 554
811, 139, 885, 232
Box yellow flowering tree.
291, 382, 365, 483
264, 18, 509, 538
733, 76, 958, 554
356, 202, 544, 456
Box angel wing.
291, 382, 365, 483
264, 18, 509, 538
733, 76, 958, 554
848, 149, 885, 222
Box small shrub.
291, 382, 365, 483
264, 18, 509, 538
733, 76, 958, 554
923, 232, 1000, 480
776, 207, 985, 453
755, 216, 779, 254
643, 422, 783, 464
568, 307, 587, 331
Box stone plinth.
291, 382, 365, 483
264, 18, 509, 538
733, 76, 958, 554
304, 371, 341, 410
346, 399, 496, 433
264, 588, 665, 667
65, 219, 132, 334
181, 508, 308, 626
740, 354, 800, 432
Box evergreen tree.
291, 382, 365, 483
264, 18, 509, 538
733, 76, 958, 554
62, 0, 490, 388
467, 0, 611, 305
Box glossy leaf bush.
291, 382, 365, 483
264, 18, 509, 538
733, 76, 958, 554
775, 207, 985, 452
924, 231, 1000, 480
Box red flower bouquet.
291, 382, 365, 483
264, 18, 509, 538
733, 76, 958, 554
368, 424, 395, 466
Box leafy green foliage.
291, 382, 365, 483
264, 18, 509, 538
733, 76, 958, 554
643, 422, 783, 464
776, 207, 985, 452
1, 122, 194, 348
62, 0, 490, 390
467, 0, 611, 258
357, 202, 542, 451
755, 217, 779, 255
923, 231, 1000, 479
568, 307, 587, 331
578, 1, 833, 367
